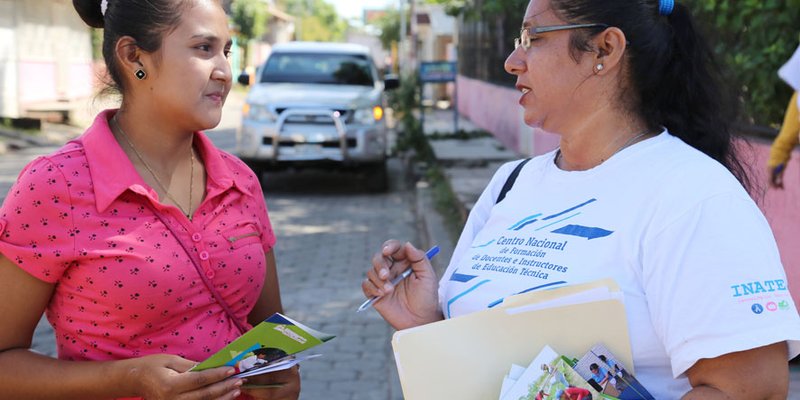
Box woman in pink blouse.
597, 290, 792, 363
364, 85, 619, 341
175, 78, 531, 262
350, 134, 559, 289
0, 0, 297, 399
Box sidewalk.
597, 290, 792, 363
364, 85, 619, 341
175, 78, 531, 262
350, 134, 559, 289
418, 107, 800, 399
0, 93, 119, 154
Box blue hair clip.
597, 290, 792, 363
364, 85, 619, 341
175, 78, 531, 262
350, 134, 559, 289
659, 0, 674, 15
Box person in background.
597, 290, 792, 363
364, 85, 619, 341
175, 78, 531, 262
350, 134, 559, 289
362, 0, 800, 398
597, 354, 621, 376
238, 348, 289, 372
0, 0, 298, 399
589, 363, 610, 387
554, 386, 592, 400
768, 43, 800, 189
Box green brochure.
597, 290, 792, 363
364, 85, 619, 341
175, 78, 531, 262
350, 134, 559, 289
192, 313, 335, 377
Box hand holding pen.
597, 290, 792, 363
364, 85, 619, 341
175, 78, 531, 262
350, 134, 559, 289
359, 241, 445, 330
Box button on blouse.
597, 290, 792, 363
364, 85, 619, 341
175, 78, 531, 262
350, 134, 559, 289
0, 110, 277, 363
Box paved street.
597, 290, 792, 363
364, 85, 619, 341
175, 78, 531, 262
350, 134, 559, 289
257, 166, 412, 400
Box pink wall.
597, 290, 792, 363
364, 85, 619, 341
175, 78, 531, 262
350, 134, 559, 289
457, 74, 561, 155
746, 138, 800, 302
456, 75, 522, 152
457, 74, 800, 307
18, 62, 57, 104
68, 63, 93, 98
18, 61, 93, 105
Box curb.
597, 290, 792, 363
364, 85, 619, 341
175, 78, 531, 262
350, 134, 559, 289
413, 178, 456, 277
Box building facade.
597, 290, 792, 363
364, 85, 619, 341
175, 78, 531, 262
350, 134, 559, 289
0, 0, 93, 119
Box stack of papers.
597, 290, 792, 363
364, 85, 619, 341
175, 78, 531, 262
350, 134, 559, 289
391, 279, 632, 399
499, 345, 598, 400
498, 343, 654, 400
191, 313, 334, 378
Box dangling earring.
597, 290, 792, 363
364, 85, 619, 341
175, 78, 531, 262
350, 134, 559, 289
594, 64, 604, 74
134, 69, 147, 80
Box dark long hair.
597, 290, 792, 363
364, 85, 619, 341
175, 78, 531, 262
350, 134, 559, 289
72, 0, 194, 94
551, 0, 751, 191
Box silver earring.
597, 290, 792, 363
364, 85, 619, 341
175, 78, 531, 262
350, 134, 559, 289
594, 64, 604, 74
134, 69, 147, 80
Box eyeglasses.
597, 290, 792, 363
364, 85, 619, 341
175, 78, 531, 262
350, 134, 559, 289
514, 23, 609, 51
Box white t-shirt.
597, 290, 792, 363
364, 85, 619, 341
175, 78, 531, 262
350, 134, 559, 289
438, 131, 800, 398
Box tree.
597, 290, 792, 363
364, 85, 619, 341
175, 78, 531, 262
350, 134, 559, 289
424, 0, 470, 17
685, 0, 800, 127
438, 0, 800, 127
231, 0, 269, 71
277, 0, 346, 42
374, 8, 401, 51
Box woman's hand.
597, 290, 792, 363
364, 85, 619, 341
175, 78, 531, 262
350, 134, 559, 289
768, 164, 786, 189
362, 240, 443, 330
122, 354, 243, 400
239, 365, 300, 400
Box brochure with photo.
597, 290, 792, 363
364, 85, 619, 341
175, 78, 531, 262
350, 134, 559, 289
191, 313, 335, 378
572, 343, 654, 400
500, 345, 600, 400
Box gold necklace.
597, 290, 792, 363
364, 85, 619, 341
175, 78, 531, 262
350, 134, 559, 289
112, 116, 195, 220
555, 129, 651, 168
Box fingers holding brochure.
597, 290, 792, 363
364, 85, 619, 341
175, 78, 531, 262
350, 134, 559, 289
241, 364, 300, 400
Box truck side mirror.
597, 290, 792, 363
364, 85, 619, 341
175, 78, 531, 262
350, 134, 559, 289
383, 74, 400, 91
237, 72, 250, 86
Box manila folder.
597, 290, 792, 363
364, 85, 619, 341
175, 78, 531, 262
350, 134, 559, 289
391, 292, 631, 399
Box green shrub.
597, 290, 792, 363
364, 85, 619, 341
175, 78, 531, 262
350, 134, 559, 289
686, 0, 800, 127
389, 72, 434, 160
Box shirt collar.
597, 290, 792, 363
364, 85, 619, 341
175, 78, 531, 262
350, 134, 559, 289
193, 129, 254, 198
81, 110, 151, 213
80, 109, 252, 214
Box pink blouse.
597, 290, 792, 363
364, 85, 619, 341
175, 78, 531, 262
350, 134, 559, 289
0, 110, 276, 363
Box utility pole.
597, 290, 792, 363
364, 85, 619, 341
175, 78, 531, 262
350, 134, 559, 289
409, 0, 417, 72
399, 0, 406, 74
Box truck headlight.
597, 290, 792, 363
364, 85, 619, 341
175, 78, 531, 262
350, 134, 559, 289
353, 106, 383, 125
244, 103, 278, 123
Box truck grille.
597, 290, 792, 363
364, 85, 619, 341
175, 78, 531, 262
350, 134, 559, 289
275, 108, 351, 124
262, 137, 357, 148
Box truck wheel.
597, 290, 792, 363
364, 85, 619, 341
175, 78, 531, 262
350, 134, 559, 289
245, 161, 264, 182
364, 162, 388, 192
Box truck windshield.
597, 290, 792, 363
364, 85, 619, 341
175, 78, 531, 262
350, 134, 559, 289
260, 53, 375, 86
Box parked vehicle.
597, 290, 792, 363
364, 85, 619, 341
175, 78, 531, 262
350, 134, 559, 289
236, 42, 399, 191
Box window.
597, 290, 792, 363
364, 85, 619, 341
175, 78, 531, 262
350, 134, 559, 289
261, 53, 375, 86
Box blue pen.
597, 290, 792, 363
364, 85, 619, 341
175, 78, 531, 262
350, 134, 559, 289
357, 245, 440, 312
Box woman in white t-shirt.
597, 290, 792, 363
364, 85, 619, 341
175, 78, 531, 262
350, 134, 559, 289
362, 0, 800, 398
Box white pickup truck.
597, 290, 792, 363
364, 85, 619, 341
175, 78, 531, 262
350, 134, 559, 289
236, 42, 399, 191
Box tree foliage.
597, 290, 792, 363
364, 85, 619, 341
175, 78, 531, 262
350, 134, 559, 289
685, 0, 800, 126
374, 8, 401, 51
232, 0, 269, 42
425, 0, 525, 18
277, 0, 347, 42
439, 0, 800, 127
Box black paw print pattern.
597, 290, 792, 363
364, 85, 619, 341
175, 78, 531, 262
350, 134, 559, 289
0, 127, 276, 364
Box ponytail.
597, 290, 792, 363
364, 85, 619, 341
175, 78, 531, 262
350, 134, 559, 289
655, 4, 751, 191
